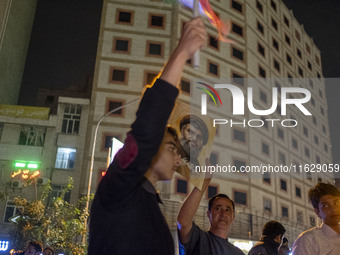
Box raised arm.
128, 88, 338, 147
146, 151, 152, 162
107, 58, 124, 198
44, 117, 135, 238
177, 176, 212, 244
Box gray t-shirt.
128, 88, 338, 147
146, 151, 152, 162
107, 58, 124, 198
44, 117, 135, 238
182, 222, 245, 255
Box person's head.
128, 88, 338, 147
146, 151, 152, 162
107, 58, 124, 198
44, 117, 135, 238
43, 247, 55, 255
262, 221, 286, 245
309, 183, 340, 226
207, 194, 235, 234
24, 241, 43, 255
149, 126, 182, 181
179, 115, 208, 159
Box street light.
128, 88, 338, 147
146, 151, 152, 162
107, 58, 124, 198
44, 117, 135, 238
82, 98, 140, 245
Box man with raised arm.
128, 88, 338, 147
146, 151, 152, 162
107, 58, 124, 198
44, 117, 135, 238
177, 177, 244, 254
88, 17, 207, 255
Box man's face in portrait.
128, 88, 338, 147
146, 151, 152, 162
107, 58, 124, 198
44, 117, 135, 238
180, 123, 204, 159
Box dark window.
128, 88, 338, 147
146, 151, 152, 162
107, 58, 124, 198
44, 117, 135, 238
274, 59, 280, 72
260, 91, 267, 103
262, 142, 269, 155
145, 72, 158, 85
324, 143, 329, 152
297, 211, 303, 223
288, 73, 293, 85
322, 125, 326, 134
118, 11, 132, 23
61, 105, 81, 135
292, 138, 298, 149
296, 187, 301, 197
284, 15, 290, 27
181, 79, 190, 93
177, 179, 188, 194
319, 89, 323, 98
309, 79, 314, 88
317, 72, 321, 79
285, 34, 291, 46
320, 107, 324, 116
272, 38, 279, 51
316, 155, 321, 164
259, 66, 266, 78
271, 18, 278, 31
279, 152, 286, 165
112, 69, 126, 82
264, 199, 272, 213
115, 39, 129, 52
232, 72, 244, 86
295, 30, 301, 41
256, 0, 263, 13
209, 35, 219, 49
312, 116, 317, 125
232, 47, 244, 61
278, 128, 284, 139
234, 191, 247, 205
297, 48, 302, 59
234, 159, 246, 171
148, 43, 162, 55
298, 67, 303, 77
307, 61, 312, 71
104, 135, 119, 149
315, 55, 320, 65
258, 42, 265, 57
306, 43, 311, 54
305, 147, 310, 158
209, 152, 218, 165
231, 0, 243, 13
263, 172, 271, 184
282, 206, 288, 217
150, 15, 164, 27
286, 53, 292, 65
232, 23, 243, 36
208, 186, 218, 198
257, 21, 264, 34
209, 62, 218, 75
108, 101, 123, 115
303, 126, 308, 137
280, 179, 287, 191
233, 129, 246, 143
270, 0, 277, 11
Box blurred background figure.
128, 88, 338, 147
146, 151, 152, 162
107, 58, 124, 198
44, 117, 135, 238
43, 247, 55, 255
18, 240, 43, 255
278, 237, 290, 255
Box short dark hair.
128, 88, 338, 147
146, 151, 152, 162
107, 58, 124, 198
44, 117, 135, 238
208, 194, 235, 212
309, 182, 340, 209
27, 240, 43, 253
262, 221, 286, 239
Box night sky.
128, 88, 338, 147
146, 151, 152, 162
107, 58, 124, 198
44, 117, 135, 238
19, 0, 340, 175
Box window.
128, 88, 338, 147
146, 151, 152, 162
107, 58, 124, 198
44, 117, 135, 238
284, 15, 290, 27
258, 42, 265, 57
272, 38, 279, 51
317, 72, 321, 79
285, 34, 291, 46
208, 185, 218, 198
297, 211, 303, 223
231, 0, 243, 14
110, 67, 128, 84
311, 97, 315, 106
61, 105, 81, 134
306, 43, 311, 54
181, 79, 190, 94
307, 61, 312, 71
280, 179, 287, 191
288, 73, 293, 85
324, 143, 329, 153
19, 126, 46, 146
259, 65, 266, 78
144, 71, 158, 86
295, 30, 301, 41
232, 47, 244, 61
315, 55, 320, 65
256, 0, 263, 13
232, 71, 244, 87
314, 135, 319, 145
310, 216, 316, 226
284, 54, 292, 66
260, 90, 267, 103
274, 59, 280, 72
209, 35, 219, 49
320, 106, 325, 116
263, 172, 271, 184
270, 0, 277, 11
234, 191, 247, 206
113, 38, 130, 53
297, 48, 302, 59
257, 21, 264, 35
279, 152, 286, 165
232, 22, 243, 37
208, 61, 219, 76
322, 125, 327, 134
316, 155, 321, 164
176, 179, 188, 194
116, 9, 134, 24
282, 206, 288, 217
277, 128, 284, 140
262, 142, 269, 155
319, 89, 323, 98
107, 100, 124, 116
233, 129, 246, 143
312, 116, 317, 126
149, 14, 165, 28
304, 147, 310, 158
48, 185, 71, 206
271, 18, 278, 31
4, 201, 21, 223
264, 198, 272, 213
303, 126, 308, 137
103, 134, 121, 150
147, 41, 163, 56
233, 158, 246, 171
55, 147, 76, 169
296, 186, 301, 197
298, 67, 303, 77
209, 152, 218, 165
307, 172, 312, 181
292, 137, 298, 149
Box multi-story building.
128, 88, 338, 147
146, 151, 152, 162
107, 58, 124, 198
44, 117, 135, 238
83, 0, 333, 252
0, 97, 90, 251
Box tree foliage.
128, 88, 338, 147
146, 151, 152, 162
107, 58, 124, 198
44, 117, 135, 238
10, 177, 92, 255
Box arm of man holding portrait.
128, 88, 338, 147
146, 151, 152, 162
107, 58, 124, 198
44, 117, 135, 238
177, 175, 212, 244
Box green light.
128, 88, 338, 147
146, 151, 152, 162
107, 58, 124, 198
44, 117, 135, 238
15, 162, 26, 168
27, 163, 39, 169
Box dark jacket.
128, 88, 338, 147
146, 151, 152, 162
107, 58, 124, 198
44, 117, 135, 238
248, 236, 281, 255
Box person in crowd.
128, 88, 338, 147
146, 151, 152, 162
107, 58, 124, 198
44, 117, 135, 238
278, 237, 290, 255
177, 176, 244, 255
19, 240, 43, 255
88, 17, 207, 255
248, 220, 286, 255
292, 182, 340, 254
43, 247, 55, 255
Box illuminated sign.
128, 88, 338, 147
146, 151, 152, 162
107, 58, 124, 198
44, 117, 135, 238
0, 241, 9, 251
11, 161, 41, 180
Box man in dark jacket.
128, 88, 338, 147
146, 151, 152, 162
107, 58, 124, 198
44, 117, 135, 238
248, 220, 286, 255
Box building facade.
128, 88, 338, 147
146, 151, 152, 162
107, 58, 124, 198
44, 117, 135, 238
0, 97, 90, 250
83, 0, 333, 252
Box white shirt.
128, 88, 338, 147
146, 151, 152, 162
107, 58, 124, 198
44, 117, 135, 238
292, 222, 340, 255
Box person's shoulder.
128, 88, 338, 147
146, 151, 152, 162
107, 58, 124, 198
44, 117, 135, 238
296, 226, 319, 240
248, 243, 267, 255
231, 243, 246, 255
